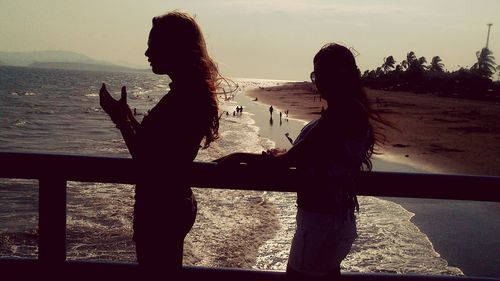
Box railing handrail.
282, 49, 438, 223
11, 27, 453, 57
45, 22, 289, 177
1, 258, 497, 281
0, 151, 499, 202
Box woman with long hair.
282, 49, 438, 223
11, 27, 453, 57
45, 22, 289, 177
216, 43, 384, 280
99, 11, 219, 276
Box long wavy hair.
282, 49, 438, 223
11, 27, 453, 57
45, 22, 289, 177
313, 43, 391, 171
153, 11, 220, 148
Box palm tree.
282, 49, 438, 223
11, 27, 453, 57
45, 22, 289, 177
406, 51, 417, 68
429, 56, 445, 72
417, 56, 428, 71
381, 56, 396, 73
401, 60, 408, 70
471, 48, 496, 78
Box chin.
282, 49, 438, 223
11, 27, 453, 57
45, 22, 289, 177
151, 66, 167, 75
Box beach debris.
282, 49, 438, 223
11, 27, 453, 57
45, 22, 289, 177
393, 143, 410, 148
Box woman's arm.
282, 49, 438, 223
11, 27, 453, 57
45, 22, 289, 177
99, 84, 140, 158
127, 110, 141, 132
214, 149, 294, 168
118, 104, 141, 158
214, 152, 268, 166
115, 119, 139, 158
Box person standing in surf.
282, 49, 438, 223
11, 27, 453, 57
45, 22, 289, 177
99, 11, 220, 277
215, 43, 387, 280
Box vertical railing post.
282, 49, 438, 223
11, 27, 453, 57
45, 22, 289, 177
38, 178, 67, 265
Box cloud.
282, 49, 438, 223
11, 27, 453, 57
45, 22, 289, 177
211, 0, 419, 17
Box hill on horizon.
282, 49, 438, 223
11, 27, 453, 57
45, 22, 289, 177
0, 50, 146, 72
27, 61, 148, 73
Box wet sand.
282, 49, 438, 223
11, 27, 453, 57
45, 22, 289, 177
185, 189, 280, 268
244, 82, 500, 278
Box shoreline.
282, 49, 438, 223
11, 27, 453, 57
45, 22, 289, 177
239, 82, 500, 278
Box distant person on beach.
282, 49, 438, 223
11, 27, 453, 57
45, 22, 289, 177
269, 105, 274, 116
215, 43, 387, 280
99, 11, 220, 277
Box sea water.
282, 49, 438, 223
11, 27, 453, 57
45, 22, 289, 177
0, 66, 462, 275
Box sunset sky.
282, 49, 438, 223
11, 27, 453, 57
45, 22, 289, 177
1, 0, 499, 80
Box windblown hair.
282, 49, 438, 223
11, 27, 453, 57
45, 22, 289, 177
313, 43, 392, 171
153, 11, 220, 148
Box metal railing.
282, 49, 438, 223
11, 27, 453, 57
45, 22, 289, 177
0, 151, 499, 280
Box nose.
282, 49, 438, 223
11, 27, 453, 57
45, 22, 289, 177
145, 48, 150, 58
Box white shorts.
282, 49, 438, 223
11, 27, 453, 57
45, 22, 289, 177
287, 208, 357, 276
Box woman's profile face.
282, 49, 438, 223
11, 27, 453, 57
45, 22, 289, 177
314, 63, 336, 98
145, 26, 171, 75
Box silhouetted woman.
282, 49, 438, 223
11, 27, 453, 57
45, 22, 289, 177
99, 11, 219, 276
216, 43, 384, 280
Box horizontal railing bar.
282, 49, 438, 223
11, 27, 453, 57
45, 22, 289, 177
0, 258, 496, 281
0, 151, 499, 202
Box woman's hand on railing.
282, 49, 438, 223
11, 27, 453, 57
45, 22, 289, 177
213, 153, 243, 167
263, 148, 287, 157
213, 152, 276, 167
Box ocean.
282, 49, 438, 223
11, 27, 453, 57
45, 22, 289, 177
0, 66, 462, 275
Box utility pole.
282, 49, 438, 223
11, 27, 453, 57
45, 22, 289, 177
486, 23, 493, 49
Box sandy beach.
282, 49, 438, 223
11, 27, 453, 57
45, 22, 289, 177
246, 82, 500, 176
243, 82, 500, 278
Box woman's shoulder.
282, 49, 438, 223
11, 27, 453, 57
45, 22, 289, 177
302, 118, 321, 131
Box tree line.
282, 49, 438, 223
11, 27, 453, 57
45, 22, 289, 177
362, 48, 500, 100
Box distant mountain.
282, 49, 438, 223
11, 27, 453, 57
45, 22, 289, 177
28, 61, 148, 73
0, 50, 147, 72
112, 60, 147, 70
0, 50, 103, 66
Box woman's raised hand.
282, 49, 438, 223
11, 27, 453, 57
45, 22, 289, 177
99, 83, 133, 125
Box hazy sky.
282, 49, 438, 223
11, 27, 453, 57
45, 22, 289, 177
1, 0, 499, 80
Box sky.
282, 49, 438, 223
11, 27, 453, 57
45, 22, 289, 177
1, 0, 499, 81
